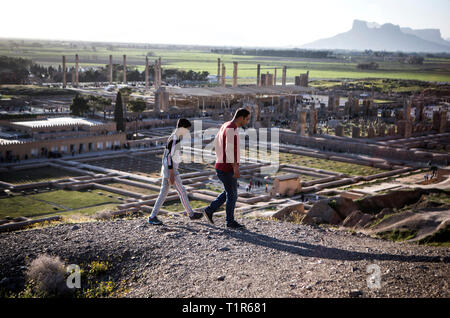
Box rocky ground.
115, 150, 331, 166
0, 214, 449, 298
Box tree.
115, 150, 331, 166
114, 92, 125, 132
70, 94, 89, 116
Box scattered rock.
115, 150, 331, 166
272, 203, 305, 222
71, 225, 80, 231
218, 247, 230, 252
217, 275, 226, 281
349, 289, 363, 298
334, 197, 359, 219
302, 201, 342, 225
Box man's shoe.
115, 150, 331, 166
148, 216, 163, 225
226, 220, 245, 229
189, 212, 203, 220
203, 208, 214, 225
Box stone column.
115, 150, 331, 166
256, 64, 261, 86
75, 54, 79, 87
233, 62, 238, 87
160, 59, 163, 87
221, 64, 226, 87
433, 110, 447, 133
123, 55, 127, 84
109, 55, 113, 84
62, 56, 66, 88
145, 56, 149, 90
274, 68, 277, 86
309, 109, 317, 136
416, 103, 424, 122
397, 120, 412, 138
154, 59, 159, 88
352, 126, 360, 138
282, 66, 287, 86
404, 99, 411, 122
217, 58, 221, 85
335, 125, 344, 137
297, 110, 306, 136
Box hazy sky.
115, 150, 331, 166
1, 0, 449, 47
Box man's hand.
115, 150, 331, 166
169, 169, 175, 185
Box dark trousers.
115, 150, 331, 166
205, 169, 238, 224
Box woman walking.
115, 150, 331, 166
148, 118, 203, 225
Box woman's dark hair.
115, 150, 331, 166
177, 118, 192, 129
233, 108, 250, 120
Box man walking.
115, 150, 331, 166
203, 108, 250, 229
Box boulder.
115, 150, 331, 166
343, 210, 364, 228
356, 214, 375, 228
272, 203, 305, 222
355, 189, 424, 214
302, 200, 342, 225
334, 197, 359, 219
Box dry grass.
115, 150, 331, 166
26, 254, 68, 296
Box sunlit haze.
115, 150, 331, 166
1, 0, 450, 47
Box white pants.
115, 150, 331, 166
150, 171, 194, 218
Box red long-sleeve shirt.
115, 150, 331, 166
214, 121, 240, 173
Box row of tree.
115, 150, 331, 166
211, 48, 332, 59
0, 55, 210, 84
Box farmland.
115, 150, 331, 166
1, 38, 450, 83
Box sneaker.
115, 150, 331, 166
189, 212, 203, 220
203, 208, 214, 225
226, 220, 245, 229
148, 216, 163, 225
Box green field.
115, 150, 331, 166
2, 39, 450, 82
0, 189, 123, 219
0, 167, 84, 185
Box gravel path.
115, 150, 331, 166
0, 215, 449, 298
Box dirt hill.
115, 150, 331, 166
0, 216, 448, 298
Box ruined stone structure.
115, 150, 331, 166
222, 64, 226, 87
397, 120, 412, 138
155, 87, 169, 112
273, 68, 277, 86
297, 111, 307, 136
62, 56, 66, 88
433, 110, 448, 133
75, 54, 79, 87
270, 174, 302, 197
328, 95, 340, 112
260, 73, 273, 87
335, 125, 344, 137
309, 109, 317, 136
109, 55, 113, 84
233, 62, 238, 87
217, 58, 221, 85
352, 126, 360, 138
295, 71, 309, 87
145, 57, 149, 90
257, 64, 261, 86
282, 66, 287, 86
154, 58, 162, 88
123, 55, 127, 84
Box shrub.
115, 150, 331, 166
26, 254, 69, 296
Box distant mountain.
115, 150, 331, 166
302, 20, 450, 53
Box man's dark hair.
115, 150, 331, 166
233, 108, 250, 120
177, 118, 192, 128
